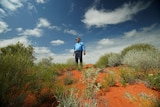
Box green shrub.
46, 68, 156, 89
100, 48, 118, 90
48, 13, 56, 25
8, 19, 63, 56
55, 87, 80, 107
95, 54, 110, 68
146, 73, 160, 91
34, 58, 57, 87
119, 68, 136, 86
108, 53, 121, 67
96, 53, 121, 68
102, 72, 116, 91
121, 43, 157, 57
0, 43, 36, 106
122, 49, 160, 72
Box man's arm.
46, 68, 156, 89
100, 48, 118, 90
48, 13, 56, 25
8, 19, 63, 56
83, 50, 86, 55
82, 42, 86, 55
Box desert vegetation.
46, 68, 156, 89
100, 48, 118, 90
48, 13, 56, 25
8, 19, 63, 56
0, 42, 160, 107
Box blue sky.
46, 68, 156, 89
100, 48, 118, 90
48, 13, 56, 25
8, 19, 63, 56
0, 0, 160, 64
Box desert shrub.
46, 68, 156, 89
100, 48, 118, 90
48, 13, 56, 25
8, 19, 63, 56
0, 43, 36, 106
102, 71, 116, 91
108, 53, 121, 67
34, 57, 57, 87
119, 68, 136, 86
122, 49, 160, 72
121, 43, 157, 57
95, 54, 110, 68
82, 68, 101, 99
146, 73, 160, 91
55, 87, 80, 107
96, 53, 121, 68
124, 92, 160, 107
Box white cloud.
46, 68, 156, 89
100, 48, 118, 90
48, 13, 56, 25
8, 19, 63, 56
17, 18, 61, 37
0, 21, 11, 33
16, 27, 23, 32
0, 8, 5, 14
37, 18, 51, 28
27, 2, 37, 13
98, 38, 114, 45
0, 36, 30, 47
50, 39, 64, 46
124, 29, 137, 38
34, 46, 55, 62
82, 1, 151, 28
69, 49, 74, 53
37, 18, 61, 30
36, 0, 47, 4
33, 46, 74, 63
19, 28, 43, 37
64, 29, 82, 36
0, 0, 24, 11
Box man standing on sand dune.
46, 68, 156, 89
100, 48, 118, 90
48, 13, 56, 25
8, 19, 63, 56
73, 37, 86, 67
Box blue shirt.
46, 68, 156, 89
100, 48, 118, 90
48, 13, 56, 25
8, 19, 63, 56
74, 42, 85, 52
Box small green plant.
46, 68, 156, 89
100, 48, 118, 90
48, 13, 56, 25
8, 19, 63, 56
146, 73, 160, 91
102, 71, 116, 91
119, 68, 135, 87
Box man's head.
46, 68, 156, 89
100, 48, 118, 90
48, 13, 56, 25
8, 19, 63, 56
75, 37, 81, 43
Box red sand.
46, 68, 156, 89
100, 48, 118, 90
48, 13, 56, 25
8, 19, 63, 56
24, 65, 160, 107
56, 65, 160, 107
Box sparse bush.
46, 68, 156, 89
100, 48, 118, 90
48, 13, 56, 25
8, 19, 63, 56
108, 53, 121, 67
96, 53, 121, 68
55, 87, 80, 107
122, 49, 160, 72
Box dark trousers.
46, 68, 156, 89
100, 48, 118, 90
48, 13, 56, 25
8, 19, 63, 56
75, 51, 83, 65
